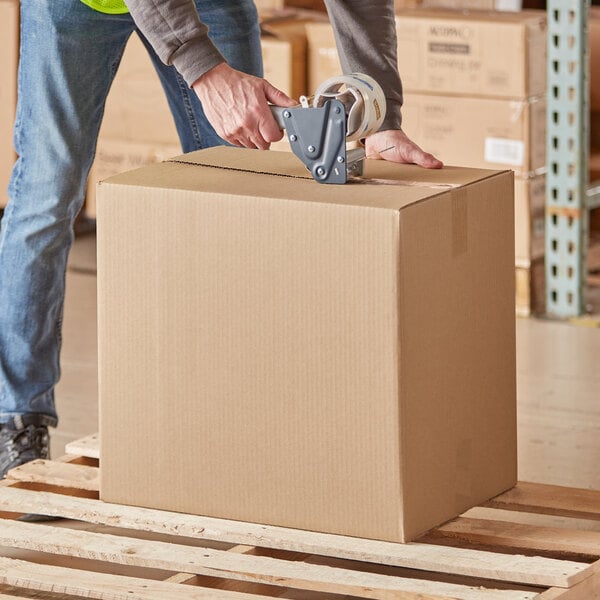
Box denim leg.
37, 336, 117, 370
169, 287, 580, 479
139, 0, 263, 152
0, 1, 134, 424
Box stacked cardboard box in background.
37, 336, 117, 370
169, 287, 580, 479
0, 0, 18, 209
422, 0, 522, 9
255, 0, 327, 15
589, 8, 600, 183
395, 8, 547, 317
260, 11, 327, 100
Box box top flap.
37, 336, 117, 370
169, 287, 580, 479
101, 146, 508, 211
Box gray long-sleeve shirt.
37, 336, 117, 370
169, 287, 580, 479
126, 0, 403, 130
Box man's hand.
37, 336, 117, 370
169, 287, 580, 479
192, 63, 296, 150
365, 129, 443, 169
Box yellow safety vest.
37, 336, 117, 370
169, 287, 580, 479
80, 0, 129, 14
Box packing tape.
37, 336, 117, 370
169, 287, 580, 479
451, 188, 468, 257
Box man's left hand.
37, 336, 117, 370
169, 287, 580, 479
365, 129, 443, 169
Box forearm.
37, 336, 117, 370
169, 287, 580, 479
126, 0, 225, 86
323, 0, 402, 130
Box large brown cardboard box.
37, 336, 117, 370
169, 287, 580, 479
0, 0, 19, 208
402, 92, 546, 177
98, 147, 517, 543
515, 175, 545, 267
396, 9, 546, 99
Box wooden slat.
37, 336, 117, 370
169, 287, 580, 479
64, 434, 99, 460
487, 483, 600, 521
536, 562, 600, 599
424, 517, 600, 560
0, 487, 590, 589
0, 588, 74, 600
464, 507, 600, 533
6, 460, 98, 492
0, 557, 271, 600
0, 519, 541, 600
164, 573, 197, 584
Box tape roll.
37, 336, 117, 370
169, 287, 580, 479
312, 73, 386, 141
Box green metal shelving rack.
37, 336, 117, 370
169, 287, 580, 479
545, 0, 591, 317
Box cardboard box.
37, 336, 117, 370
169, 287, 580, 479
262, 35, 305, 99
590, 9, 600, 113
516, 257, 545, 317
255, 0, 285, 14
0, 0, 19, 208
515, 175, 545, 266
590, 151, 600, 184
305, 23, 341, 93
261, 12, 327, 99
396, 9, 546, 99
284, 0, 326, 11
395, 0, 422, 9
85, 138, 181, 218
98, 147, 517, 543
402, 93, 546, 176
422, 0, 522, 10
100, 33, 180, 146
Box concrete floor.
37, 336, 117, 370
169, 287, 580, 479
56, 232, 600, 491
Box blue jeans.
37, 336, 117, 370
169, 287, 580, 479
0, 0, 262, 426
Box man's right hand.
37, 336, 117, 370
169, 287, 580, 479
192, 63, 296, 150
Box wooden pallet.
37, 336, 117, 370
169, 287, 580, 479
0, 434, 599, 600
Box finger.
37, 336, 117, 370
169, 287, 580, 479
400, 140, 443, 169
263, 80, 296, 107
258, 109, 285, 144
232, 134, 265, 150
411, 149, 444, 169
249, 134, 269, 150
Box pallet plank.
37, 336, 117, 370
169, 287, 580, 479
487, 483, 600, 521
0, 557, 272, 600
0, 487, 591, 589
6, 461, 98, 492
64, 434, 99, 460
464, 507, 600, 533
425, 517, 600, 560
0, 520, 539, 600
536, 562, 600, 599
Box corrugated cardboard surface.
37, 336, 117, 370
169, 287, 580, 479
515, 175, 545, 266
0, 0, 18, 208
402, 93, 546, 176
98, 147, 516, 543
396, 9, 546, 99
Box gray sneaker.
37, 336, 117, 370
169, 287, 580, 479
0, 415, 50, 480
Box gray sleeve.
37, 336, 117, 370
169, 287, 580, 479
126, 0, 226, 87
323, 0, 403, 131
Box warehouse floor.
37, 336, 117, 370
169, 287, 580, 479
55, 232, 600, 491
